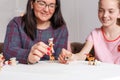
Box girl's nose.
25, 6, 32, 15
103, 11, 108, 17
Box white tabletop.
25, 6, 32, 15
0, 61, 120, 80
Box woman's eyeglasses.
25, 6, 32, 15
35, 0, 56, 10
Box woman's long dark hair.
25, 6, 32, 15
22, 0, 66, 40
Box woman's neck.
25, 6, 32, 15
37, 21, 51, 30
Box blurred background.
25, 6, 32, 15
0, 0, 100, 43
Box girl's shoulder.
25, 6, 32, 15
89, 27, 102, 37
93, 27, 101, 31
92, 27, 101, 33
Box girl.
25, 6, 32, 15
59, 0, 120, 64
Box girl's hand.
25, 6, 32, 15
58, 48, 73, 64
28, 42, 49, 64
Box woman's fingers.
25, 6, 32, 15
32, 49, 44, 58
32, 42, 49, 55
28, 51, 41, 64
36, 42, 49, 54
28, 42, 49, 64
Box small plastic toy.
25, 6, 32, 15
86, 53, 95, 65
5, 57, 18, 66
0, 53, 18, 71
47, 38, 55, 61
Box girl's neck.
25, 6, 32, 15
102, 25, 120, 40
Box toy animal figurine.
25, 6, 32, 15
47, 38, 55, 61
5, 57, 18, 66
0, 54, 18, 71
86, 53, 95, 65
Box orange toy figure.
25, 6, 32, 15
86, 53, 95, 65
47, 38, 55, 61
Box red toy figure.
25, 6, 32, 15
85, 53, 95, 65
47, 38, 55, 61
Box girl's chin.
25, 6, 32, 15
102, 23, 111, 27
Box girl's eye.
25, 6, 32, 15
109, 10, 114, 14
98, 9, 103, 12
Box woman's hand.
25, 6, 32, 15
58, 48, 73, 64
28, 42, 49, 64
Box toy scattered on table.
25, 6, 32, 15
85, 53, 95, 65
47, 38, 55, 61
5, 57, 18, 66
0, 53, 18, 71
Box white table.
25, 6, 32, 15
0, 61, 120, 80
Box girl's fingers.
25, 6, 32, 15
58, 49, 69, 64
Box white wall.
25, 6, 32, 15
0, 0, 101, 43
0, 0, 27, 42
61, 0, 100, 43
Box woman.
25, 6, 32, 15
3, 0, 68, 64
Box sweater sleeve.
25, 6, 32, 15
54, 25, 68, 59
3, 17, 30, 64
